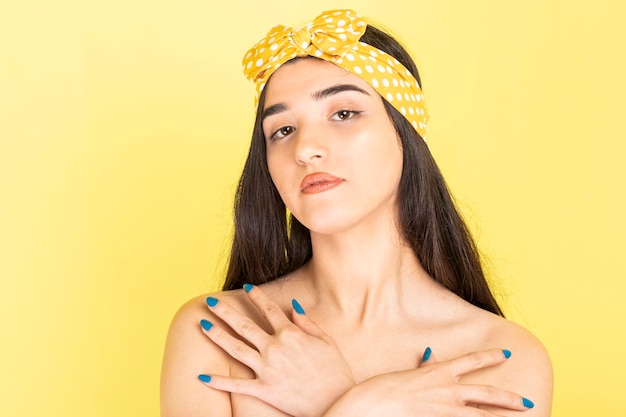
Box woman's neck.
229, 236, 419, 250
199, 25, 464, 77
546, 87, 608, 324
300, 222, 432, 325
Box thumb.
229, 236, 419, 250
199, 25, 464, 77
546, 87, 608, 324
419, 346, 437, 367
290, 298, 327, 339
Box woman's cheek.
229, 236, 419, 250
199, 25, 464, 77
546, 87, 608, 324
267, 164, 291, 205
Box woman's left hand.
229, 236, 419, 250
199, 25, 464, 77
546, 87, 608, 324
198, 285, 356, 417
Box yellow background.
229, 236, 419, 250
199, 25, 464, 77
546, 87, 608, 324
1, 0, 624, 415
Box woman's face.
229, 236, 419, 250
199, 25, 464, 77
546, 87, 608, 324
262, 58, 403, 236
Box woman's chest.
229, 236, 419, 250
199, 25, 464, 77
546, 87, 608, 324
333, 328, 430, 382
229, 312, 495, 415
228, 328, 428, 417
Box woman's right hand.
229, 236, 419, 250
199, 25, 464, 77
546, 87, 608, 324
198, 285, 356, 417
323, 348, 535, 417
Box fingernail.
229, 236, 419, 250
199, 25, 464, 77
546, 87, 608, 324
206, 297, 218, 307
198, 374, 211, 383
243, 283, 253, 293
522, 397, 534, 409
200, 319, 213, 331
502, 349, 512, 359
422, 346, 432, 361
291, 298, 305, 314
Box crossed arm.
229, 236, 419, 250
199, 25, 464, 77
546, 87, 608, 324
161, 285, 552, 417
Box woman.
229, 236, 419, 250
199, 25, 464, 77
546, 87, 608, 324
161, 9, 553, 417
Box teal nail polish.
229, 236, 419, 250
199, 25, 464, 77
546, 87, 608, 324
291, 298, 305, 314
502, 349, 512, 359
198, 374, 211, 383
206, 297, 218, 307
522, 397, 534, 409
243, 283, 253, 293
422, 347, 432, 361
200, 319, 213, 331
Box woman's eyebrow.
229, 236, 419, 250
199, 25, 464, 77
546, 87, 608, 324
312, 83, 370, 101
262, 84, 370, 123
262, 103, 288, 123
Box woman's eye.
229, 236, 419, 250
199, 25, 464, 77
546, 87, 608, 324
332, 110, 360, 121
271, 126, 295, 140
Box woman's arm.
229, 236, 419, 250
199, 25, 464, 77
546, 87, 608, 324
460, 325, 554, 417
323, 348, 550, 417
199, 285, 549, 417
161, 296, 233, 417
198, 285, 356, 417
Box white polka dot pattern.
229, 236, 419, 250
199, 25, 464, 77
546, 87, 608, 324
242, 9, 429, 140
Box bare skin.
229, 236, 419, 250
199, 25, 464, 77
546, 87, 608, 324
160, 59, 553, 416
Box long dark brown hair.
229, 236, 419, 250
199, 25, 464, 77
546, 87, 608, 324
221, 25, 504, 316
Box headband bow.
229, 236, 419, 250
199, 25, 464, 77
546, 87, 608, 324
243, 10, 365, 84
242, 9, 429, 139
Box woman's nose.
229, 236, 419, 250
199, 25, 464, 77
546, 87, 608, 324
294, 126, 327, 165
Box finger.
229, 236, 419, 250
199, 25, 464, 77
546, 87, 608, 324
205, 296, 269, 348
419, 346, 437, 367
461, 384, 535, 411
290, 299, 328, 339
447, 349, 511, 377
465, 407, 508, 417
198, 373, 262, 398
455, 402, 510, 417
439, 402, 507, 417
242, 284, 293, 331
199, 318, 261, 369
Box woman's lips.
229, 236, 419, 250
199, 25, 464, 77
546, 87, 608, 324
300, 172, 344, 194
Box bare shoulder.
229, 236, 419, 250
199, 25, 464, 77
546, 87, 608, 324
474, 310, 551, 364
460, 309, 554, 416
160, 290, 247, 417
161, 283, 297, 417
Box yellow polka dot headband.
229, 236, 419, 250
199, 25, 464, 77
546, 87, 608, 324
242, 9, 429, 139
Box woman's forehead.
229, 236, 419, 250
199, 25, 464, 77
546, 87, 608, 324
263, 58, 375, 106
